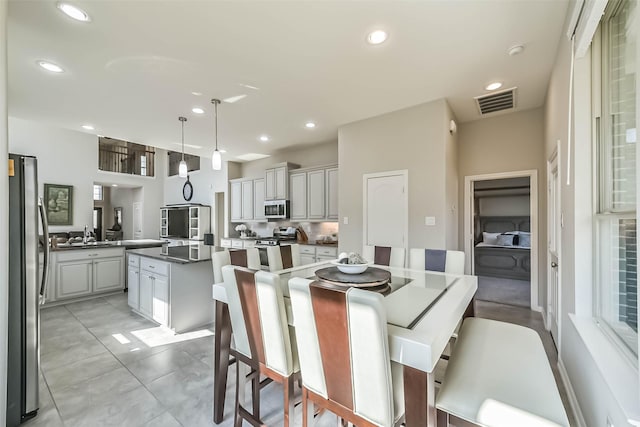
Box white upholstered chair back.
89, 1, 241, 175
266, 244, 301, 272
212, 248, 260, 284
289, 277, 403, 426
363, 245, 406, 268
408, 248, 465, 274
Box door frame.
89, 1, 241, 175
362, 170, 408, 251
463, 169, 539, 311
547, 145, 561, 345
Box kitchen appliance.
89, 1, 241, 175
264, 200, 289, 219
255, 227, 297, 266
8, 154, 49, 426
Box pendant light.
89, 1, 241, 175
211, 98, 222, 171
178, 116, 188, 178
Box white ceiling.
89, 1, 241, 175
7, 0, 570, 161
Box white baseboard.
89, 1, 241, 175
557, 358, 587, 427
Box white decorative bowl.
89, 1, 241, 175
331, 260, 368, 274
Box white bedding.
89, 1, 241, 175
475, 242, 531, 250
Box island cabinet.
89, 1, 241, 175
51, 247, 125, 302
289, 164, 339, 222
127, 251, 214, 333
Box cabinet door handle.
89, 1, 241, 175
148, 265, 155, 269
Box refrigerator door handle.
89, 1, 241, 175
38, 197, 50, 301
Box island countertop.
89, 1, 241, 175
127, 245, 225, 264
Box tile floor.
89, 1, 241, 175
26, 293, 575, 427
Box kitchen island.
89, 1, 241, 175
127, 245, 219, 333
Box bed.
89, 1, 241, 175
474, 216, 531, 281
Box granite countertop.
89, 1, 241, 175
128, 246, 225, 264
52, 239, 165, 252
299, 241, 339, 247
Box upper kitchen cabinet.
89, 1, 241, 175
265, 162, 299, 201
230, 178, 266, 223
289, 164, 338, 222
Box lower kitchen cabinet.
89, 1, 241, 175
127, 253, 213, 333
299, 245, 337, 264
50, 247, 125, 303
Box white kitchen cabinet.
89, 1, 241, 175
56, 260, 93, 299
221, 238, 232, 248
264, 162, 299, 201
288, 164, 338, 222
188, 205, 211, 240
254, 178, 265, 220
230, 181, 242, 222
290, 172, 307, 220
241, 180, 254, 221
300, 254, 316, 265
307, 169, 326, 219
127, 254, 140, 309
326, 167, 339, 220
52, 247, 126, 302
231, 240, 244, 249
93, 257, 125, 292
138, 273, 153, 317
152, 274, 169, 325
127, 267, 140, 310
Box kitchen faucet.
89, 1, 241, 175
83, 225, 89, 244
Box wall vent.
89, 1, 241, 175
475, 87, 517, 115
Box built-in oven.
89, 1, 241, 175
256, 246, 269, 268
264, 200, 289, 219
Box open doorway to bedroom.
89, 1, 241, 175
464, 170, 539, 311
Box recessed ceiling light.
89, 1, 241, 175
485, 82, 503, 91
259, 135, 269, 142
56, 2, 90, 22
192, 107, 204, 114
38, 61, 64, 73
223, 94, 247, 104
191, 91, 202, 96
367, 30, 388, 45
111, 184, 118, 187
82, 124, 94, 130
305, 122, 316, 129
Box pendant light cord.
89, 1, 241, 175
214, 100, 219, 151
179, 116, 187, 161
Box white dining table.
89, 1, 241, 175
211, 261, 477, 427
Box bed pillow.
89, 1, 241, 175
496, 234, 515, 246
519, 233, 531, 248
482, 232, 501, 245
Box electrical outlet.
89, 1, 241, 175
425, 216, 436, 226
343, 217, 349, 225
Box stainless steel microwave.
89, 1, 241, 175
264, 200, 289, 219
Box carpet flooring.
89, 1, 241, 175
475, 275, 531, 307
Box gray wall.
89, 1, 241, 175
338, 98, 455, 253
457, 108, 546, 306
8, 117, 165, 239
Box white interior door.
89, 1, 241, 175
547, 153, 560, 344
363, 171, 407, 249
133, 202, 143, 239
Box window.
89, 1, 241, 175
167, 151, 200, 177
98, 136, 155, 177
595, 0, 638, 358
93, 184, 103, 201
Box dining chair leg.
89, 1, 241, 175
214, 300, 232, 424
302, 387, 313, 427
284, 374, 295, 427
252, 369, 260, 420
234, 361, 247, 427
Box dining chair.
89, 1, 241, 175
408, 248, 465, 274
222, 264, 300, 427
267, 243, 301, 271
363, 245, 406, 268
288, 277, 405, 427
211, 248, 261, 423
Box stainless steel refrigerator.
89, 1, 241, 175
7, 154, 50, 426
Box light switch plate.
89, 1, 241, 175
425, 216, 436, 226
343, 217, 349, 225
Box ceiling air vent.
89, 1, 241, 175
475, 87, 517, 115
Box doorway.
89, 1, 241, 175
363, 170, 408, 250
93, 207, 103, 241
547, 149, 560, 345
464, 170, 539, 311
